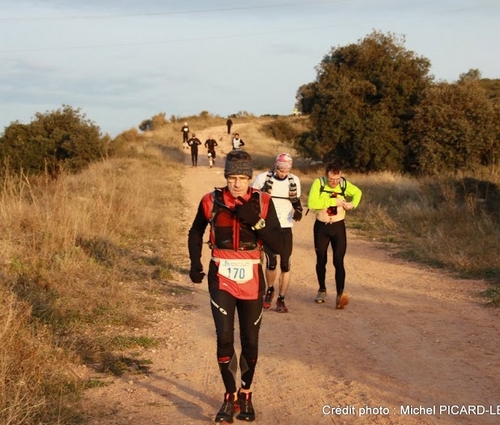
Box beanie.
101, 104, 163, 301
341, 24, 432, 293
224, 150, 253, 178
275, 153, 293, 172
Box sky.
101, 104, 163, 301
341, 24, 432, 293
1, 0, 499, 137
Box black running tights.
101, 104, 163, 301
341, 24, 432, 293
313, 219, 347, 294
209, 279, 264, 393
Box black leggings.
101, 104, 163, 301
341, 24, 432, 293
313, 219, 347, 294
190, 150, 199, 165
208, 261, 265, 393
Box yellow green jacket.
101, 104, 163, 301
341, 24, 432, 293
307, 177, 362, 223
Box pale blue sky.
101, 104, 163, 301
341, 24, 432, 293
1, 0, 499, 136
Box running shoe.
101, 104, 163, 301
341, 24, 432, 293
215, 392, 238, 423
276, 297, 288, 313
263, 288, 274, 309
336, 293, 349, 309
315, 290, 327, 304
236, 391, 255, 422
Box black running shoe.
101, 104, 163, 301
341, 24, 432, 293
236, 391, 255, 422
276, 297, 288, 313
215, 392, 237, 423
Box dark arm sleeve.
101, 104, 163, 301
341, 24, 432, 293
292, 198, 303, 212
256, 200, 284, 254
188, 201, 209, 269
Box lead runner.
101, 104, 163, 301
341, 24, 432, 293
188, 150, 284, 423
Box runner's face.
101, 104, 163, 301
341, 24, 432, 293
226, 175, 250, 198
326, 171, 342, 186
275, 168, 289, 179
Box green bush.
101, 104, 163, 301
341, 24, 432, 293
0, 105, 106, 177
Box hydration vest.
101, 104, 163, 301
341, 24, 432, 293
260, 170, 298, 202
305, 176, 348, 216
201, 187, 271, 253
200, 187, 271, 300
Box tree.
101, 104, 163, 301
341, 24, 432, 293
295, 82, 316, 114
408, 70, 499, 173
0, 105, 105, 177
295, 31, 432, 172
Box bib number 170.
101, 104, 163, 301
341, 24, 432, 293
219, 259, 254, 284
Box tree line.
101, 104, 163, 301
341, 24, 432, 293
294, 31, 500, 174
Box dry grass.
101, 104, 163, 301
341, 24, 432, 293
343, 171, 500, 281
0, 133, 187, 423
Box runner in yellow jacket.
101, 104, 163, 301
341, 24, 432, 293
307, 162, 362, 309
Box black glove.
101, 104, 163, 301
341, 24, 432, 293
293, 209, 302, 221
189, 264, 205, 284
235, 197, 261, 227
292, 200, 303, 221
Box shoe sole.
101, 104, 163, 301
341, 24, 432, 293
235, 414, 255, 421
215, 404, 240, 423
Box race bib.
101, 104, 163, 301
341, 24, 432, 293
218, 259, 254, 283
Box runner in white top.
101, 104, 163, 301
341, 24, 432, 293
251, 153, 302, 312
231, 133, 245, 150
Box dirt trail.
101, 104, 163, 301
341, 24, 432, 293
82, 125, 500, 425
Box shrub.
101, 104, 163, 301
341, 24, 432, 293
0, 105, 106, 177
260, 118, 302, 145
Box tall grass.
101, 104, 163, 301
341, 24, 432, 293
321, 170, 500, 280
0, 134, 186, 423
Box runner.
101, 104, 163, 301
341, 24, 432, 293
187, 133, 202, 167
231, 133, 245, 150
307, 162, 362, 309
252, 153, 302, 313
204, 135, 218, 168
181, 122, 189, 149
188, 150, 284, 423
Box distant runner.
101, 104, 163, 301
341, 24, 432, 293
204, 135, 218, 168
231, 133, 245, 150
